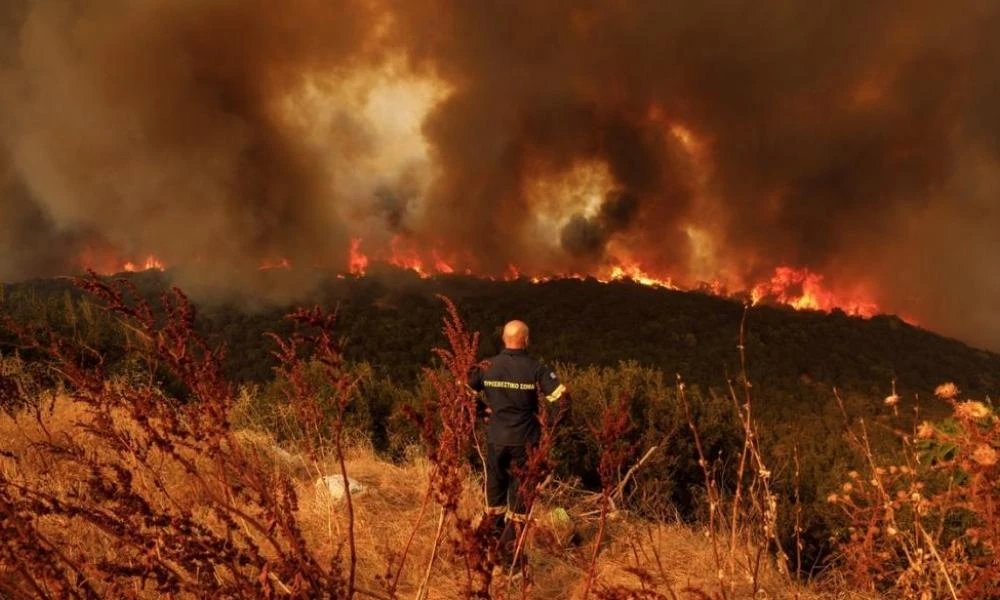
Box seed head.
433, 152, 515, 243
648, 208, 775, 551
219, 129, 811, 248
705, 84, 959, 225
972, 445, 997, 467
934, 382, 959, 400
956, 401, 991, 420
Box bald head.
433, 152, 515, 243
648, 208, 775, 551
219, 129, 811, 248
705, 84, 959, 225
502, 320, 529, 349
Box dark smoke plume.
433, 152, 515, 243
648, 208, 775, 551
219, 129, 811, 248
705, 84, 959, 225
560, 191, 640, 259
1, 0, 999, 349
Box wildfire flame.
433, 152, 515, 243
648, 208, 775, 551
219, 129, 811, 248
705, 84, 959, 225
386, 236, 425, 275
346, 238, 880, 317
378, 236, 459, 279
606, 263, 676, 290
78, 249, 166, 275
74, 240, 885, 320
123, 256, 165, 272
750, 267, 878, 317
348, 238, 369, 275
432, 252, 455, 275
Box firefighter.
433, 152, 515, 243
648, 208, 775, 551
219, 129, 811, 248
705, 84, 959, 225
467, 319, 567, 568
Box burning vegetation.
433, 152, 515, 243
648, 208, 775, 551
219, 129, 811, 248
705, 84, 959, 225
74, 243, 886, 320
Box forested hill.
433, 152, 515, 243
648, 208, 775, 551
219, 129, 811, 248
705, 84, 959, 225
3, 268, 998, 399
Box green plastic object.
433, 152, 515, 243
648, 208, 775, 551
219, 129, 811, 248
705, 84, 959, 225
549, 507, 571, 525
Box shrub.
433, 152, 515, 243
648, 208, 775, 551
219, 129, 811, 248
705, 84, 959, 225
829, 383, 999, 598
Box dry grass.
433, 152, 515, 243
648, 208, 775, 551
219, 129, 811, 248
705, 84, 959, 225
1, 395, 835, 599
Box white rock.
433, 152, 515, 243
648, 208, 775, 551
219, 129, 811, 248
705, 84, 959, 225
315, 474, 365, 501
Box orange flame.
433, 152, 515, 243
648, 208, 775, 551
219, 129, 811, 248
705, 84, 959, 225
75, 239, 886, 321
77, 247, 167, 274
348, 238, 369, 275
122, 256, 165, 273
345, 240, 880, 317
605, 262, 677, 290
750, 267, 878, 317
381, 236, 461, 279
387, 236, 428, 276
432, 251, 454, 274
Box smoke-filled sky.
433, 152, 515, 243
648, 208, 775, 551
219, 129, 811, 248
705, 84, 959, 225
1, 0, 999, 349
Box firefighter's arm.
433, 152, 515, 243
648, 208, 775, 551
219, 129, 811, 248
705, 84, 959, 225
465, 365, 491, 420
466, 364, 485, 393
537, 365, 568, 425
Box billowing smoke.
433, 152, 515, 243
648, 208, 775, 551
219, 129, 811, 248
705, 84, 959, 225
560, 191, 640, 259
0, 0, 387, 299
1, 1, 999, 349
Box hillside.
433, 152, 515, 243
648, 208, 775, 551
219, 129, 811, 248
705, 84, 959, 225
3, 268, 999, 399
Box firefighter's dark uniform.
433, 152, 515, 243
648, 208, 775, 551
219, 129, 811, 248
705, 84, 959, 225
467, 348, 566, 559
